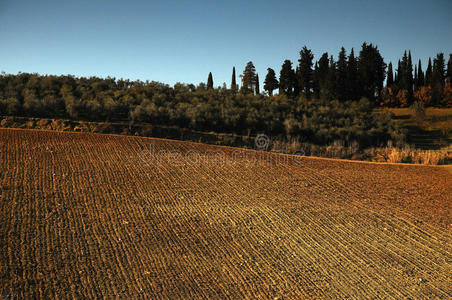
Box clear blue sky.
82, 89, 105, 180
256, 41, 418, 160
1, 0, 451, 87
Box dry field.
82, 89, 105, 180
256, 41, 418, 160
0, 128, 451, 298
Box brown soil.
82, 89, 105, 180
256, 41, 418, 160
1, 128, 451, 298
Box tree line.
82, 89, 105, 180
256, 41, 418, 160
1, 41, 450, 148
208, 43, 450, 107
382, 52, 452, 107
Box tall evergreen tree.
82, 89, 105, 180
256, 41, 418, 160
432, 52, 446, 87
417, 59, 424, 87
264, 68, 279, 96
293, 66, 300, 97
398, 51, 408, 91
425, 58, 433, 86
316, 52, 330, 98
313, 62, 320, 98
297, 46, 314, 98
432, 53, 446, 105
414, 65, 418, 91
326, 56, 337, 99
241, 61, 257, 94
407, 51, 414, 98
335, 47, 348, 101
207, 72, 213, 89
387, 62, 394, 87
231, 67, 237, 90
447, 54, 452, 83
346, 48, 359, 101
357, 43, 386, 101
279, 60, 295, 97
255, 73, 260, 95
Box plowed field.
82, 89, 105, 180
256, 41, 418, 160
1, 128, 451, 298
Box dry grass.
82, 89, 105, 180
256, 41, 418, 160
410, 149, 450, 165
367, 143, 451, 165
323, 140, 360, 158
272, 138, 451, 165
272, 139, 360, 159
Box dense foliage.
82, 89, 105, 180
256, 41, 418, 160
0, 72, 404, 148
383, 52, 452, 107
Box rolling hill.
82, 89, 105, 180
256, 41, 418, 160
0, 128, 451, 298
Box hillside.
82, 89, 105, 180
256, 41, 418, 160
0, 128, 451, 298
388, 107, 452, 149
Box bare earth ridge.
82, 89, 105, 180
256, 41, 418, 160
0, 128, 451, 298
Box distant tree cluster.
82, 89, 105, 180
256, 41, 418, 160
257, 43, 386, 103
237, 43, 386, 102
225, 42, 451, 107
382, 52, 452, 107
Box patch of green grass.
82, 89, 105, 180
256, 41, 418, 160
377, 108, 452, 150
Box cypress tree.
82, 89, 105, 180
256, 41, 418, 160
326, 56, 337, 99
398, 51, 407, 90
264, 68, 279, 96
447, 54, 452, 83
279, 60, 295, 97
387, 62, 394, 87
207, 72, 213, 89
407, 51, 414, 99
241, 61, 257, 94
397, 50, 414, 103
357, 43, 386, 101
432, 53, 446, 105
297, 46, 314, 98
347, 48, 359, 101
231, 67, 237, 90
293, 66, 300, 97
313, 62, 320, 98
425, 58, 433, 86
316, 52, 330, 98
336, 47, 348, 101
432, 53, 445, 87
417, 59, 424, 87
255, 73, 260, 95
414, 65, 418, 91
